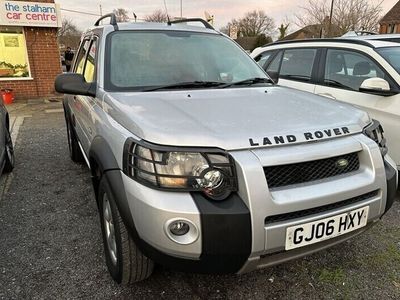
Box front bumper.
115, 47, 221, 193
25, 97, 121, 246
114, 171, 251, 274
109, 134, 396, 274
239, 156, 397, 274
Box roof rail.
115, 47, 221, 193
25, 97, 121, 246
265, 38, 375, 48
167, 18, 215, 30
94, 13, 118, 30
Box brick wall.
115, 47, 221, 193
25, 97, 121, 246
0, 0, 62, 99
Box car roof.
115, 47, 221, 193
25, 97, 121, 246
260, 38, 400, 49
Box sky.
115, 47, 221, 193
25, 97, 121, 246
57, 0, 400, 35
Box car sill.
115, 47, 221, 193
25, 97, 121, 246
78, 141, 91, 169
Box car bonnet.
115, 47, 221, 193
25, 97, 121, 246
103, 86, 370, 151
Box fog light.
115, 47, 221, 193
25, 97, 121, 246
169, 221, 190, 236
164, 218, 199, 245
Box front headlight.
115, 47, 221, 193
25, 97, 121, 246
123, 138, 238, 200
363, 119, 387, 156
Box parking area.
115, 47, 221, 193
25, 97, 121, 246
0, 100, 399, 299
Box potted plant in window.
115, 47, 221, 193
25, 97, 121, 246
0, 61, 15, 77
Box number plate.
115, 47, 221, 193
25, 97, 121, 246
285, 206, 369, 251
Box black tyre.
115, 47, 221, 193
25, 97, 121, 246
98, 177, 154, 284
3, 126, 14, 173
398, 171, 400, 191
64, 111, 84, 163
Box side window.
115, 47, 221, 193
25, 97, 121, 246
279, 48, 317, 81
254, 51, 275, 68
84, 38, 98, 83
324, 49, 385, 91
266, 50, 283, 74
74, 40, 90, 74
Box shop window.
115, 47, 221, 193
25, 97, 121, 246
0, 26, 30, 79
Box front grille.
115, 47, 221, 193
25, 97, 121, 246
265, 190, 378, 224
264, 152, 360, 189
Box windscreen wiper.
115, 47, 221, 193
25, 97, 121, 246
142, 81, 226, 92
219, 77, 274, 88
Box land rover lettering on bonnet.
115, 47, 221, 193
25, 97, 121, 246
249, 127, 351, 146
55, 14, 398, 284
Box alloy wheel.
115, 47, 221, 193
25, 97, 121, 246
103, 194, 118, 266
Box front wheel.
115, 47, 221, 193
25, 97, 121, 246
3, 126, 14, 173
98, 177, 154, 284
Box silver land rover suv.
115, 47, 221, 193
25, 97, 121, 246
55, 14, 398, 284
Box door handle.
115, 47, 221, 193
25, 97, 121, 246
317, 93, 336, 100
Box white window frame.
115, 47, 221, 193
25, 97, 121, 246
0, 26, 32, 81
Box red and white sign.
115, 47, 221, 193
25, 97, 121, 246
0, 1, 61, 27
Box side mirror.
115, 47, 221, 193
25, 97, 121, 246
359, 77, 396, 96
267, 71, 279, 84
55, 73, 96, 97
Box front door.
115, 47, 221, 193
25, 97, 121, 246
315, 48, 400, 168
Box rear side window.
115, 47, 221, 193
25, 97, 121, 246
84, 38, 98, 83
279, 49, 317, 81
74, 40, 90, 74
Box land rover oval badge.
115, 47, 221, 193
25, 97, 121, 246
336, 158, 349, 169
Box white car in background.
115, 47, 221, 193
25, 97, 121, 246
251, 39, 400, 177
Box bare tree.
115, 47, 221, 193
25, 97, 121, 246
57, 18, 82, 49
145, 9, 168, 22
113, 8, 130, 22
297, 0, 383, 37
221, 10, 275, 37
239, 10, 275, 37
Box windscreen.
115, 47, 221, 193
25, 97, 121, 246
106, 30, 267, 90
376, 47, 400, 73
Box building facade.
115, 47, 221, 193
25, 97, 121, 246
380, 1, 400, 34
0, 0, 62, 99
